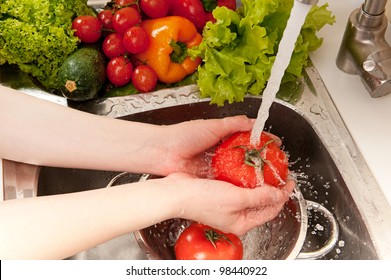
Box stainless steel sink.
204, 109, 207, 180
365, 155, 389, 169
2, 65, 391, 259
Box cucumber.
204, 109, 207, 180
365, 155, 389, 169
58, 46, 106, 101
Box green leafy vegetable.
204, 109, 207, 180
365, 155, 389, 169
191, 0, 335, 106
0, 0, 95, 89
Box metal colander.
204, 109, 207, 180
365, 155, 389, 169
107, 173, 338, 260
132, 174, 309, 260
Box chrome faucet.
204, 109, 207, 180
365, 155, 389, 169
336, 0, 391, 98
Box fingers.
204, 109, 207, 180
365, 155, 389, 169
212, 115, 253, 139
222, 115, 254, 133
245, 184, 292, 209
282, 178, 296, 196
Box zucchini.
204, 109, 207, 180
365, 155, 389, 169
58, 46, 106, 101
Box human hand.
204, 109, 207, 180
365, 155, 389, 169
156, 172, 296, 236
156, 115, 253, 176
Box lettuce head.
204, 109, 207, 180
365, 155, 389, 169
191, 0, 335, 106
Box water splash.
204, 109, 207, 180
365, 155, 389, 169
250, 1, 313, 145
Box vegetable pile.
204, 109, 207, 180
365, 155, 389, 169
0, 0, 95, 89
92, 0, 237, 96
0, 0, 335, 103
191, 0, 335, 105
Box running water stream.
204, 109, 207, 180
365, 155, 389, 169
250, 1, 314, 145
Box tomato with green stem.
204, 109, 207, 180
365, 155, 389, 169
212, 131, 289, 188
175, 223, 243, 260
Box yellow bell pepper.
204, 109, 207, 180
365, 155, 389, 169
135, 16, 202, 84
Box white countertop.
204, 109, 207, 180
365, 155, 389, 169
311, 0, 391, 205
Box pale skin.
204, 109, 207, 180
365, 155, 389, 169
0, 86, 294, 260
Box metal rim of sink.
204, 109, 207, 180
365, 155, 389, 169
107, 172, 339, 260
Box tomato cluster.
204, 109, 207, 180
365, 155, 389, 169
71, 0, 158, 92
71, 0, 236, 93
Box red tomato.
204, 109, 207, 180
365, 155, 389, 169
140, 0, 170, 18
122, 26, 149, 54
169, 0, 207, 32
175, 223, 243, 260
106, 56, 133, 86
98, 9, 114, 29
112, 7, 141, 34
132, 65, 158, 93
72, 15, 102, 43
102, 33, 127, 58
115, 0, 138, 9
212, 131, 289, 188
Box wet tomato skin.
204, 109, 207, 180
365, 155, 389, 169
212, 131, 289, 188
175, 223, 243, 260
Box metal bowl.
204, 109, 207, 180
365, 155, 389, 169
130, 174, 338, 260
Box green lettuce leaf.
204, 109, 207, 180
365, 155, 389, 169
191, 0, 335, 106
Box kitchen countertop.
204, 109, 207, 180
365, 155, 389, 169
310, 0, 391, 206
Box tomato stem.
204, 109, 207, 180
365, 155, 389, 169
234, 139, 275, 168
204, 229, 235, 250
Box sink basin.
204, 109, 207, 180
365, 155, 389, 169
2, 65, 391, 259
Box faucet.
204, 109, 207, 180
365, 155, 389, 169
336, 0, 391, 98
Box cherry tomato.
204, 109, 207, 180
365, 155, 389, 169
115, 0, 138, 8
112, 7, 141, 34
106, 56, 133, 86
175, 223, 243, 260
212, 131, 289, 188
72, 15, 102, 43
98, 9, 114, 30
132, 65, 158, 93
169, 0, 207, 32
123, 26, 149, 54
140, 0, 170, 18
102, 33, 127, 59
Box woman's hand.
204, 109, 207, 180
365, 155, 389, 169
154, 172, 296, 236
154, 115, 254, 176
